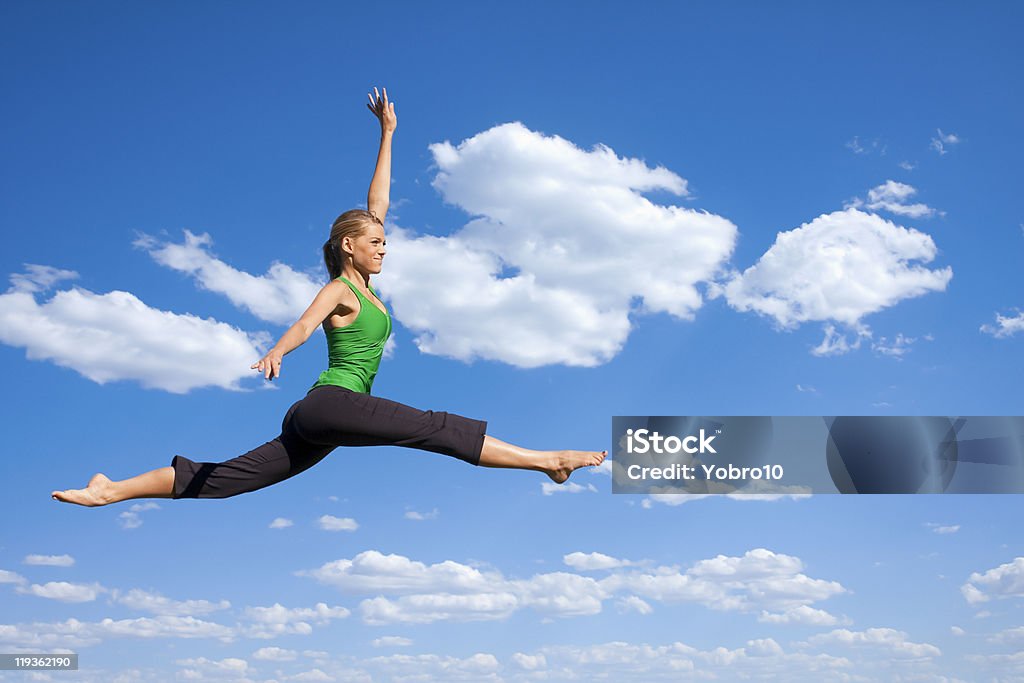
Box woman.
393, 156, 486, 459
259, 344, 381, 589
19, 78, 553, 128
52, 87, 605, 507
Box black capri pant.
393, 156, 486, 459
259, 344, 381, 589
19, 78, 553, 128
170, 385, 488, 499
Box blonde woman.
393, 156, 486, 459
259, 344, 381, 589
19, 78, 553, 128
53, 87, 605, 506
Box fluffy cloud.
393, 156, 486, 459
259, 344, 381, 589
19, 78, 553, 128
316, 515, 358, 532
135, 230, 322, 325
758, 605, 844, 626
373, 122, 737, 368
541, 481, 597, 496
16, 581, 103, 603
803, 627, 942, 659
981, 310, 1024, 338
23, 554, 74, 567
0, 266, 270, 393
0, 615, 234, 649
718, 208, 951, 354
364, 652, 499, 680
269, 517, 294, 529
404, 508, 439, 521
360, 592, 520, 625
563, 551, 634, 571
118, 502, 161, 530
371, 636, 413, 648
240, 602, 350, 639
600, 548, 844, 615
298, 550, 495, 595
252, 646, 299, 661
961, 557, 1024, 604
0, 569, 27, 585
518, 639, 851, 681
174, 656, 249, 677
109, 588, 231, 616
846, 180, 939, 218
298, 548, 843, 625
931, 128, 961, 155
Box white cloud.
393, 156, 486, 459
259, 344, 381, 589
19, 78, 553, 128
174, 656, 249, 676
0, 267, 271, 394
240, 602, 350, 639
962, 557, 1024, 604
360, 592, 520, 625
269, 517, 294, 529
117, 502, 161, 530
252, 646, 299, 661
992, 626, 1024, 647
520, 639, 853, 681
135, 230, 322, 325
0, 569, 27, 585
563, 551, 633, 571
931, 128, 961, 155
298, 550, 495, 595
8, 264, 78, 293
951, 626, 966, 636
510, 652, 547, 670
109, 588, 230, 616
364, 652, 499, 680
803, 627, 942, 658
300, 547, 841, 626
16, 581, 102, 603
23, 554, 75, 567
541, 481, 597, 496
899, 160, 917, 171
758, 605, 844, 626
812, 324, 871, 357
846, 180, 939, 218
0, 615, 234, 649
601, 548, 845, 614
287, 668, 336, 681
373, 122, 737, 368
616, 596, 653, 615
317, 515, 358, 532
845, 136, 885, 156
872, 332, 917, 358
372, 636, 413, 648
926, 523, 960, 535
718, 208, 951, 355
981, 309, 1024, 338
796, 384, 818, 393
404, 508, 439, 521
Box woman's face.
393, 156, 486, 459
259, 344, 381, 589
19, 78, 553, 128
343, 223, 387, 274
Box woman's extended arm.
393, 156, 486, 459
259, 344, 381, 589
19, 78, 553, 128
250, 282, 352, 381
366, 86, 397, 223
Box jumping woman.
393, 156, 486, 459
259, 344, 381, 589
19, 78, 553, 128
52, 87, 606, 507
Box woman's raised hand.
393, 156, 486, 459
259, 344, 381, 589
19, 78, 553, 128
367, 86, 397, 134
251, 350, 284, 381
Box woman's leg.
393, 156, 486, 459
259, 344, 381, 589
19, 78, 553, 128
52, 399, 332, 506
478, 435, 606, 483
52, 468, 174, 507
296, 386, 606, 482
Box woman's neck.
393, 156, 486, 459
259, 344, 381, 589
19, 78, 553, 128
339, 266, 371, 289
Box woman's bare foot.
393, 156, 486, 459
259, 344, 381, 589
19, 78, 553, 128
545, 450, 607, 484
51, 474, 116, 507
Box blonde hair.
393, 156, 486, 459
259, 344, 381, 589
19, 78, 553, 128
322, 209, 383, 280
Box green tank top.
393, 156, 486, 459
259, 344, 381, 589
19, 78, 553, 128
308, 276, 392, 394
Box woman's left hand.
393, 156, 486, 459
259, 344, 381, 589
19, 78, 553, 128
251, 350, 284, 381
367, 86, 397, 134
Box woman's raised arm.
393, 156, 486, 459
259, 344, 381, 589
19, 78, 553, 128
365, 86, 397, 223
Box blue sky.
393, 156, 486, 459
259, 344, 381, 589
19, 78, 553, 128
2, 1, 1023, 681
